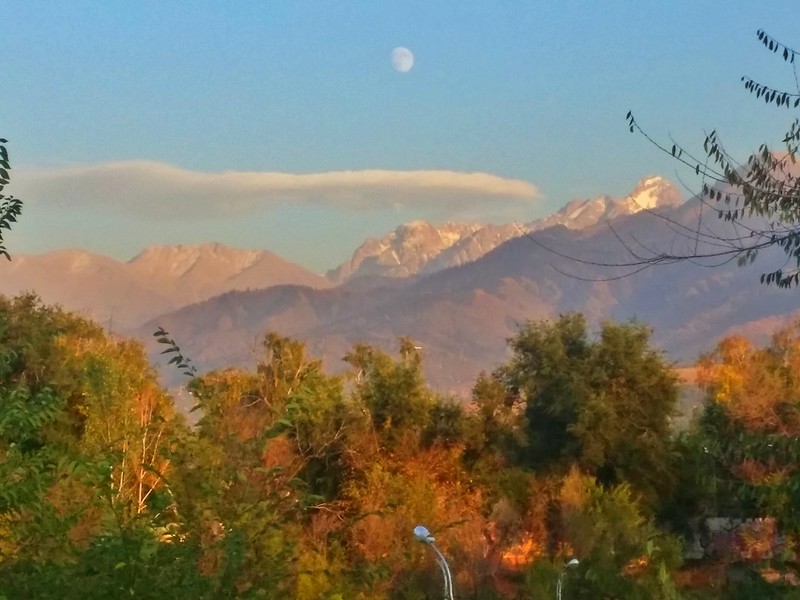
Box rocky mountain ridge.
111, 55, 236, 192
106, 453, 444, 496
329, 176, 683, 281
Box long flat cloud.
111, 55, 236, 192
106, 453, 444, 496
15, 160, 540, 218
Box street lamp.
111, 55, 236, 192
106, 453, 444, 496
413, 525, 454, 600
556, 558, 579, 600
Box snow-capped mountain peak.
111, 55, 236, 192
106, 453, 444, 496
623, 176, 683, 212
329, 176, 685, 282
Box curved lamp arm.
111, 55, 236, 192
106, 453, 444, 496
414, 525, 454, 600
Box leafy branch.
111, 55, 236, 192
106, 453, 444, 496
152, 326, 197, 378
0, 138, 23, 261
740, 30, 800, 106
541, 30, 800, 288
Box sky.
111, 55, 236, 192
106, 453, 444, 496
2, 2, 799, 273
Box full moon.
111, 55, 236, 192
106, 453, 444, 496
391, 47, 414, 73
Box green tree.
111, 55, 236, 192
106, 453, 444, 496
344, 338, 436, 450
497, 313, 679, 511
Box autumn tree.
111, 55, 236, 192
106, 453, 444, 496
0, 294, 202, 599
164, 332, 359, 597
696, 322, 800, 531
340, 339, 492, 599
524, 468, 683, 600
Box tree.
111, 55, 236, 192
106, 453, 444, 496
496, 314, 680, 511
339, 340, 492, 599
343, 338, 436, 450
71, 336, 182, 518
550, 468, 683, 600
621, 31, 800, 288
528, 32, 800, 290
463, 371, 525, 470
0, 295, 206, 599
695, 322, 800, 531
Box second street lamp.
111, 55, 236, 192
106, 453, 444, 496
556, 557, 579, 600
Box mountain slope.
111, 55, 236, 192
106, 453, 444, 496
0, 243, 332, 328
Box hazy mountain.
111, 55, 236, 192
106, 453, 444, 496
127, 243, 331, 302
0, 249, 172, 328
0, 243, 331, 328
139, 191, 800, 394
328, 176, 683, 282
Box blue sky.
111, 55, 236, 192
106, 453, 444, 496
3, 2, 799, 272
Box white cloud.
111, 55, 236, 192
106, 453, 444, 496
15, 160, 540, 219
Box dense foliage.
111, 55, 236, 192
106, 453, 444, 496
1, 298, 799, 598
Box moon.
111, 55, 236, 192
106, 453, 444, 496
391, 47, 414, 73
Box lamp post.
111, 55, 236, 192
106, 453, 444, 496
413, 525, 454, 600
556, 558, 579, 600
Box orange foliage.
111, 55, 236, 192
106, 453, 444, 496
731, 458, 792, 485
738, 518, 780, 561
499, 534, 544, 570
623, 554, 650, 576
45, 475, 103, 547
559, 466, 590, 511
674, 563, 727, 592
698, 326, 800, 435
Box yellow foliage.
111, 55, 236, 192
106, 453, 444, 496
697, 335, 751, 404
295, 549, 334, 600
559, 466, 590, 511
698, 324, 800, 435
55, 335, 181, 518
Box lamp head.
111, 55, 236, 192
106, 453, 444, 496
413, 525, 435, 544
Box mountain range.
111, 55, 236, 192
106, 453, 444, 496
329, 175, 683, 281
3, 176, 796, 394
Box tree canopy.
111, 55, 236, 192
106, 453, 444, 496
4, 295, 800, 597
495, 314, 679, 510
